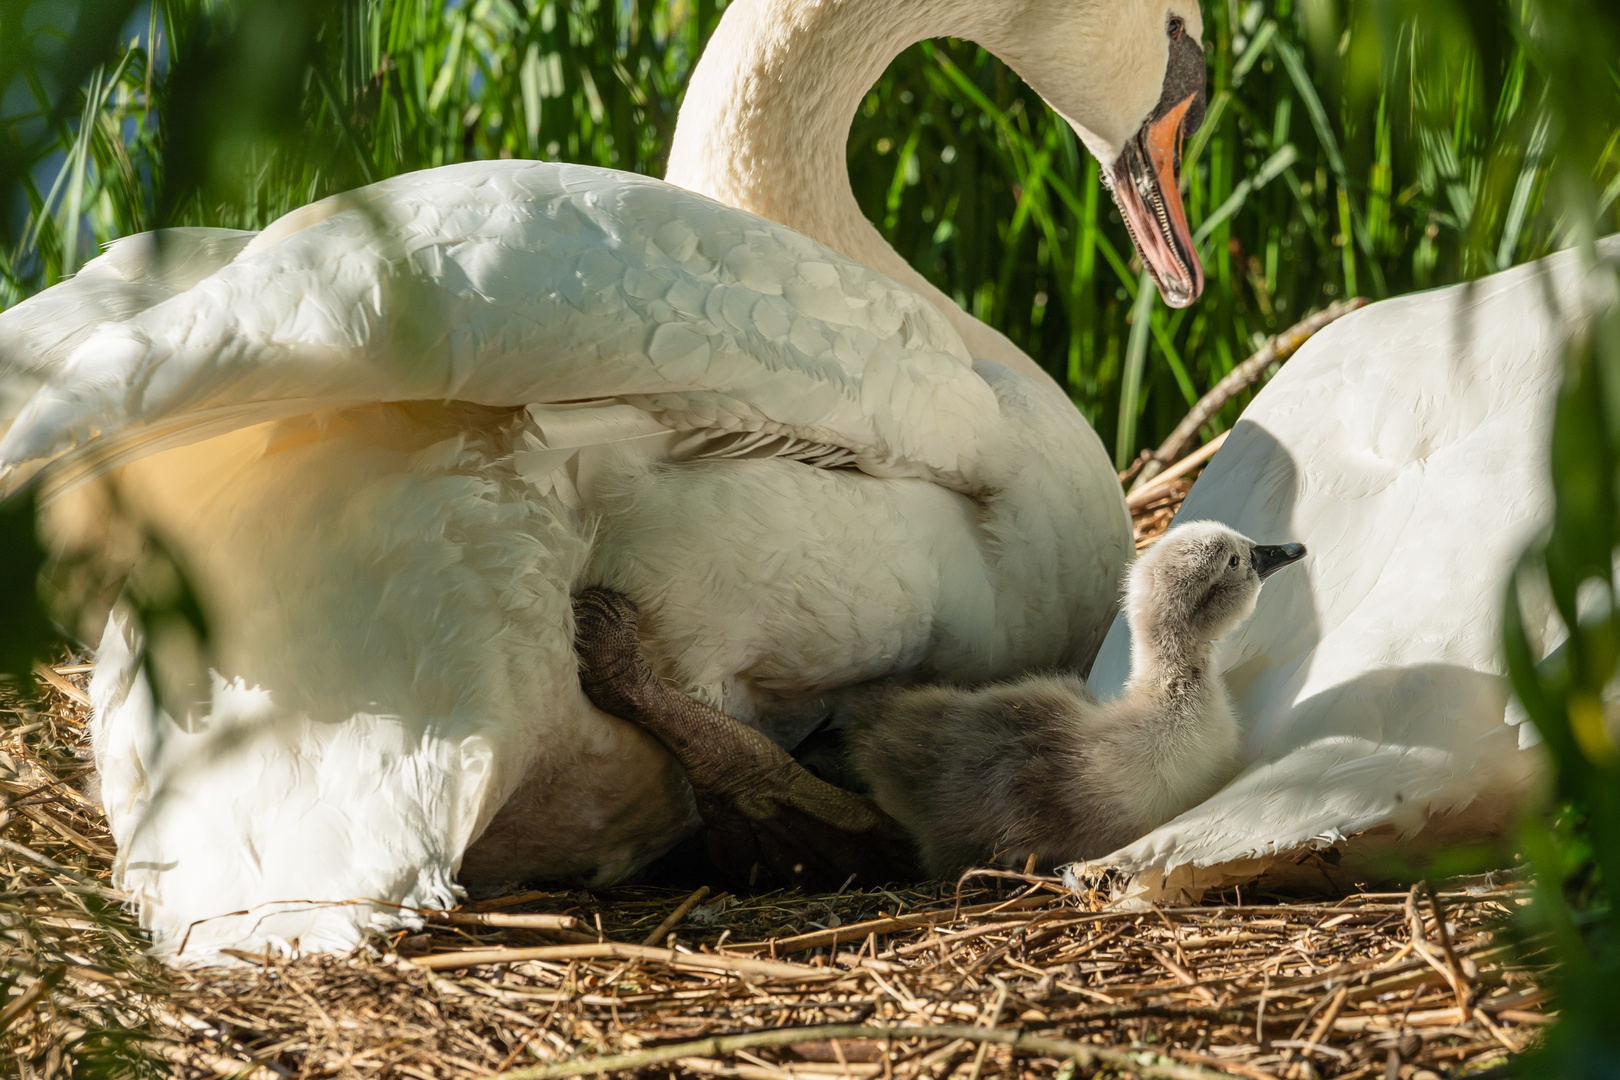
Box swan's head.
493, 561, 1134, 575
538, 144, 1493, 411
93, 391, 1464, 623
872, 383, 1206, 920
1126, 521, 1305, 645
993, 0, 1208, 307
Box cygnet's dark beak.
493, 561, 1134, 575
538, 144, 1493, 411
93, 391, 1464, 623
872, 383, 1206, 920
1251, 542, 1307, 580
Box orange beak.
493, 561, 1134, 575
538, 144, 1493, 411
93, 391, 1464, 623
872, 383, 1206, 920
1108, 86, 1211, 307
1108, 91, 1204, 308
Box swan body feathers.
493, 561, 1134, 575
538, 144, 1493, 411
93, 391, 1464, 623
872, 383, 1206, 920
2, 164, 1001, 493
0, 163, 1126, 961
0, 228, 255, 429
1083, 236, 1620, 901
0, 0, 1216, 960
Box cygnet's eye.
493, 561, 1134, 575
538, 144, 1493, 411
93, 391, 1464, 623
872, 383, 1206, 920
1167, 15, 1186, 39
1228, 553, 1240, 569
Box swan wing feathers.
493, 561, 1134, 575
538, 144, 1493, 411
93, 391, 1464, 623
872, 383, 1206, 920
0, 161, 998, 490
0, 228, 255, 423
1088, 236, 1620, 889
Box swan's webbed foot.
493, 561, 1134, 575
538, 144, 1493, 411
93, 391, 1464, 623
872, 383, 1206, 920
572, 586, 921, 889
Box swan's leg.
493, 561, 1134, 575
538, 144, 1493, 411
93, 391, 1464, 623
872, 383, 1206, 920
572, 587, 920, 889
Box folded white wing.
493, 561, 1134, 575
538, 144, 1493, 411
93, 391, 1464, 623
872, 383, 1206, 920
1, 161, 999, 493
0, 228, 254, 423
1087, 236, 1620, 896
0, 161, 1022, 963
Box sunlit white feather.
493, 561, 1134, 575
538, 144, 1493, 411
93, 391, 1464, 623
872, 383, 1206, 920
1085, 237, 1620, 899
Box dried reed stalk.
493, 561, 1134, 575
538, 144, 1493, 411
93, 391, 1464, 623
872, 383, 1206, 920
2, 618, 1549, 1078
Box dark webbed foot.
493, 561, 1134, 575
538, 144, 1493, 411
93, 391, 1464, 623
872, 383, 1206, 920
572, 586, 921, 889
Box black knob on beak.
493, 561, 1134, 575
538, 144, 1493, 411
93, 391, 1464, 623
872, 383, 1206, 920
1251, 542, 1307, 580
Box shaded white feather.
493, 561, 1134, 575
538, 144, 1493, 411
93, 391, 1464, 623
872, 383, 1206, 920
1084, 236, 1620, 899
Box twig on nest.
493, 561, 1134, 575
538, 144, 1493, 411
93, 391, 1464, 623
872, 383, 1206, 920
0, 837, 107, 891
0, 967, 62, 1032
729, 893, 1050, 956
468, 889, 565, 912
408, 941, 821, 979
31, 663, 92, 708
473, 1021, 1236, 1080
1127, 430, 1230, 510
640, 884, 710, 946
433, 912, 579, 931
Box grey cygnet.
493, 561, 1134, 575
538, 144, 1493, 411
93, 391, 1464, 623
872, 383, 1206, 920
847, 521, 1305, 877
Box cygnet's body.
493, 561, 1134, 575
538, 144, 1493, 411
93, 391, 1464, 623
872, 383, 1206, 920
848, 522, 1305, 876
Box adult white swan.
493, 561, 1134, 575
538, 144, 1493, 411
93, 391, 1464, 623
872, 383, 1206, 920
557, 238, 1620, 903
1082, 235, 1620, 901
0, 0, 1207, 960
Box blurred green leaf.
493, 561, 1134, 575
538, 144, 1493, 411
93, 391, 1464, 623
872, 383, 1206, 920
0, 485, 61, 679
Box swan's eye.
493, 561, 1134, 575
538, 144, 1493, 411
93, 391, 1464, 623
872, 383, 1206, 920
1228, 554, 1240, 569
1168, 15, 1185, 39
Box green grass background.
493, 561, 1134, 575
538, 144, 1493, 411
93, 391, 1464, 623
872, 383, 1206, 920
5, 0, 1615, 465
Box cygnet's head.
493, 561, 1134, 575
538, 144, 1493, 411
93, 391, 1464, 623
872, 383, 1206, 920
1126, 521, 1306, 646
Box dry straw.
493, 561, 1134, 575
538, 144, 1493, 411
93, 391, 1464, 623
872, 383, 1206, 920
2, 484, 1551, 1078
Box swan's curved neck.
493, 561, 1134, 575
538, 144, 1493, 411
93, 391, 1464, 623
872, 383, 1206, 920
667, 0, 1066, 400
669, 0, 987, 267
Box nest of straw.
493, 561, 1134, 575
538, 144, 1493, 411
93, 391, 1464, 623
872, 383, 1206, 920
1130, 478, 1195, 551
0, 658, 1556, 1080
3, 476, 1553, 1080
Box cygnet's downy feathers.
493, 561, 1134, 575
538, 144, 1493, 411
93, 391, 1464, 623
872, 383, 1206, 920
849, 522, 1305, 877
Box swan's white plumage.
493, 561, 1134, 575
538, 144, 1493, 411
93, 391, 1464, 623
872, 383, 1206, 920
665, 0, 1206, 398
1, 161, 1129, 961
0, 0, 1221, 959
2, 164, 999, 491
1084, 237, 1620, 898
0, 229, 254, 424
79, 407, 621, 958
